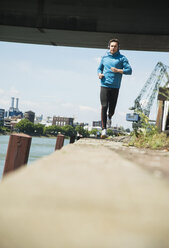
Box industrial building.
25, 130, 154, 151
0, 109, 5, 126
5, 97, 23, 118
24, 111, 35, 123
92, 121, 102, 128
34, 115, 43, 123
3, 118, 11, 129
52, 116, 74, 127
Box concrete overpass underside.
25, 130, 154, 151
0, 0, 169, 52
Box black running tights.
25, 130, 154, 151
100, 87, 119, 129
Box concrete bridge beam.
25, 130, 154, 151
0, 0, 169, 51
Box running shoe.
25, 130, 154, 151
101, 129, 107, 139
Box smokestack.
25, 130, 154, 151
16, 98, 19, 111
11, 97, 15, 108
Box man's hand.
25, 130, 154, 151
98, 73, 104, 79
111, 67, 123, 74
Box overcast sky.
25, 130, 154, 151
0, 41, 169, 129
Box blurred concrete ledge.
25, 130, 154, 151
0, 139, 169, 248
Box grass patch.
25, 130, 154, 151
129, 132, 169, 150
129, 110, 169, 150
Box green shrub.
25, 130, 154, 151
129, 110, 169, 149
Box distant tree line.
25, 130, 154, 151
14, 119, 89, 138
0, 126, 10, 134
0, 119, 130, 137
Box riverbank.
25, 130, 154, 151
0, 135, 70, 179
0, 132, 71, 140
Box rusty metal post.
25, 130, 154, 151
55, 133, 64, 150
3, 133, 32, 177
156, 100, 164, 132
69, 136, 75, 144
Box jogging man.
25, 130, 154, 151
97, 38, 132, 138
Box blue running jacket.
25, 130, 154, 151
97, 51, 132, 88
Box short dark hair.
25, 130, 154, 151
108, 38, 120, 49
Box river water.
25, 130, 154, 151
0, 135, 69, 179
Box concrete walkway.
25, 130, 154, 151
0, 138, 169, 248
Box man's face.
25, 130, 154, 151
109, 42, 119, 54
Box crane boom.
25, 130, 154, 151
130, 62, 169, 116
126, 61, 169, 124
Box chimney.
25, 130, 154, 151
16, 98, 19, 111
11, 97, 15, 108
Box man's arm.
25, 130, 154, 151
97, 57, 104, 79
122, 56, 132, 75
111, 68, 123, 74
98, 73, 104, 79
111, 56, 132, 75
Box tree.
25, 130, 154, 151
61, 125, 76, 137
107, 129, 114, 136
34, 123, 45, 135
15, 119, 34, 134
89, 128, 98, 135
0, 126, 10, 134
125, 128, 130, 133
75, 125, 89, 138
45, 125, 60, 135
